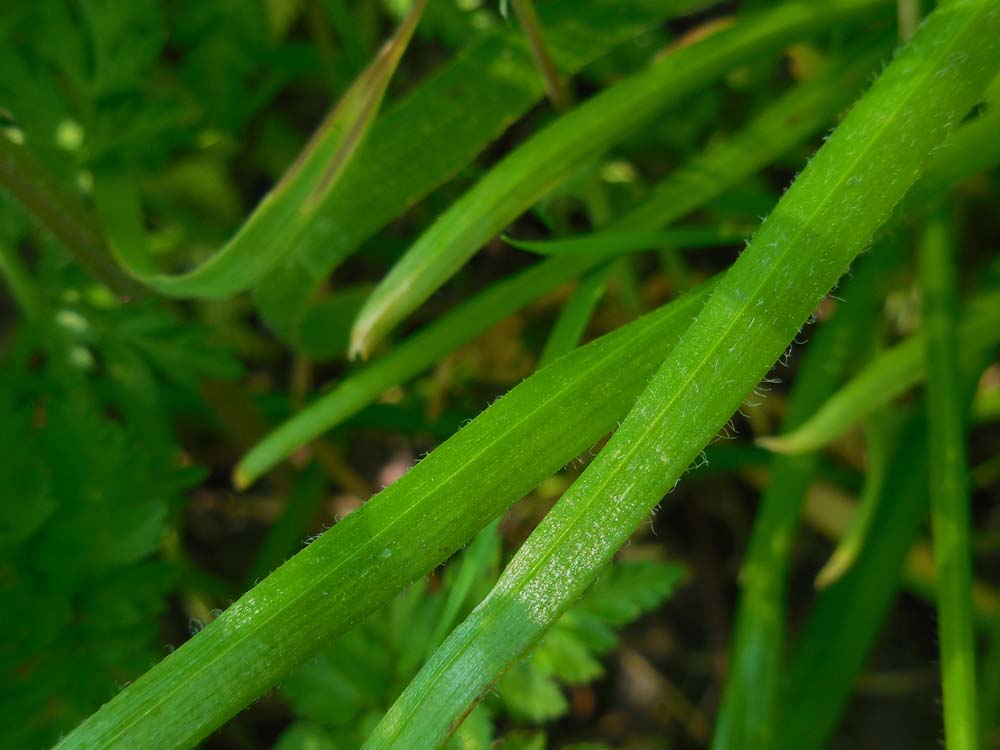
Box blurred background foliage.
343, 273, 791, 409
1, 0, 999, 748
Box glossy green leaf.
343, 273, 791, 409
897, 73, 1000, 217
348, 0, 894, 358
91, 1, 425, 299
364, 4, 1000, 746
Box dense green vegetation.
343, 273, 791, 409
1, 1, 999, 748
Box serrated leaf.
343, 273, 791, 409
529, 628, 605, 685
574, 560, 685, 629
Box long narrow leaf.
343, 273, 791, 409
237, 52, 876, 487
813, 408, 898, 587
777, 410, 931, 750
253, 0, 720, 341
537, 261, 616, 368
712, 244, 897, 750
981, 617, 1000, 747
758, 291, 1000, 454
365, 5, 1000, 746
55, 282, 714, 749
920, 207, 979, 749
236, 253, 619, 488
778, 344, 996, 749
348, 0, 894, 358
504, 227, 749, 256
91, 1, 425, 299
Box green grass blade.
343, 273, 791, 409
237, 52, 873, 487
426, 520, 502, 659
712, 244, 898, 750
91, 1, 425, 299
363, 5, 1000, 746
919, 207, 978, 750
246, 464, 328, 584
777, 410, 931, 750
758, 291, 1000, 455
814, 409, 898, 587
253, 0, 719, 341
348, 0, 894, 358
236, 253, 619, 488
504, 227, 749, 256
779, 341, 994, 749
55, 282, 714, 750
537, 261, 616, 367
898, 74, 1000, 218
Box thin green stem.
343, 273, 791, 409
919, 206, 979, 750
